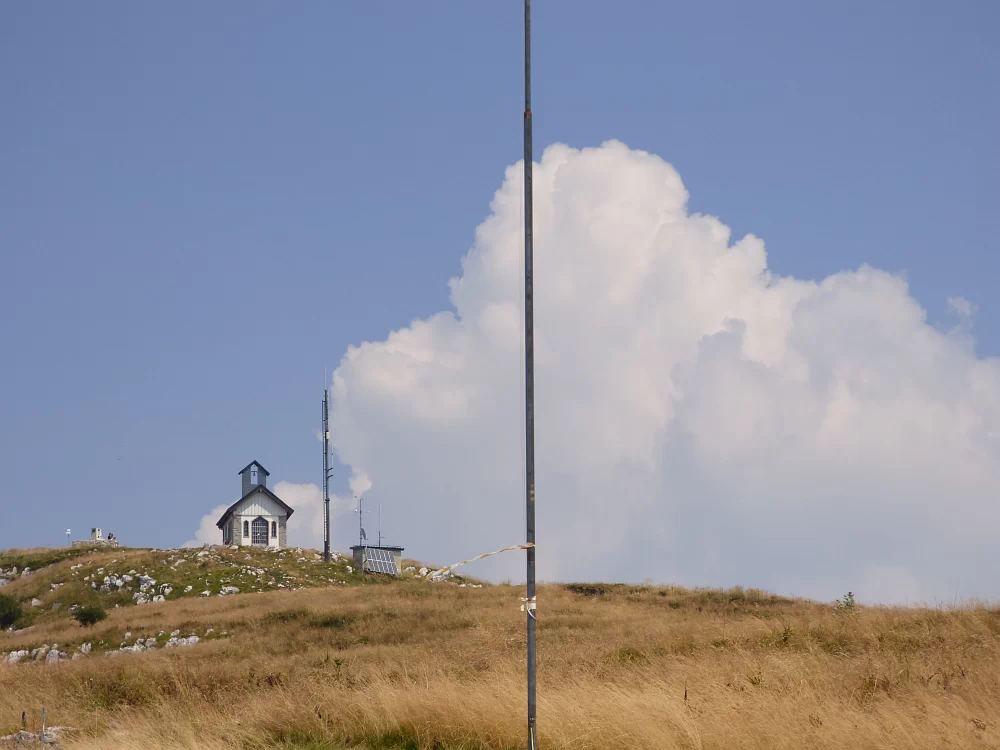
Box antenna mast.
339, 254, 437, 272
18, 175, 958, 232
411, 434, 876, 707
523, 1, 538, 747
356, 495, 366, 548
323, 390, 331, 562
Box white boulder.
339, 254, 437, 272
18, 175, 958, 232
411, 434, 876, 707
3, 650, 28, 664
164, 635, 199, 649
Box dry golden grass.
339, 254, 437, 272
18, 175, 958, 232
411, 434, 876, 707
3, 577, 999, 749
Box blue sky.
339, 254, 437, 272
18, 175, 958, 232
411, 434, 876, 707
2, 2, 997, 563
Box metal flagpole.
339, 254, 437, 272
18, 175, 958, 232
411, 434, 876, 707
523, 1, 537, 747
323, 390, 331, 562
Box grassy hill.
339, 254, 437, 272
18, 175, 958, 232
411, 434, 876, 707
2, 548, 999, 749
0, 545, 377, 633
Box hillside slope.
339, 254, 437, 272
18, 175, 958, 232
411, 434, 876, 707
2, 549, 999, 749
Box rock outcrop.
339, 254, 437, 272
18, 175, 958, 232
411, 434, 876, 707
0, 726, 73, 747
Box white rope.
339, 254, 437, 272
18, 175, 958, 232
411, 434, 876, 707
430, 542, 535, 578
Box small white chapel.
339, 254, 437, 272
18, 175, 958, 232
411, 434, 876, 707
216, 461, 294, 548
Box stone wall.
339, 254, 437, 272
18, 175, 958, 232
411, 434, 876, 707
71, 540, 118, 549
278, 519, 287, 548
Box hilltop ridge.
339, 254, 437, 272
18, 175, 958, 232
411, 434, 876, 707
1, 545, 466, 653
2, 548, 999, 749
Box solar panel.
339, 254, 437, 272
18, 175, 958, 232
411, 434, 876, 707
363, 547, 398, 575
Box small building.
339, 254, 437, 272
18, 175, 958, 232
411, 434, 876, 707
350, 545, 404, 575
215, 461, 294, 548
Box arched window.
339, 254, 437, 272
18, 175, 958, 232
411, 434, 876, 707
271, 521, 277, 538
243, 520, 249, 538
251, 517, 268, 546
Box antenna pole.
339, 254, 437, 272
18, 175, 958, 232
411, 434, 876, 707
358, 495, 364, 548
523, 1, 537, 747
378, 502, 382, 547
323, 390, 331, 562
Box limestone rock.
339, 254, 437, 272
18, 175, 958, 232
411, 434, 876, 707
109, 644, 144, 656
0, 726, 73, 746
3, 650, 28, 664
164, 635, 199, 649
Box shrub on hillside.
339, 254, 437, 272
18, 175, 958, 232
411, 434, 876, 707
73, 604, 107, 628
0, 593, 22, 629
835, 591, 857, 613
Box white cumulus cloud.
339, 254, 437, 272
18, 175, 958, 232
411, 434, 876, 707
183, 504, 231, 548
326, 141, 1000, 604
